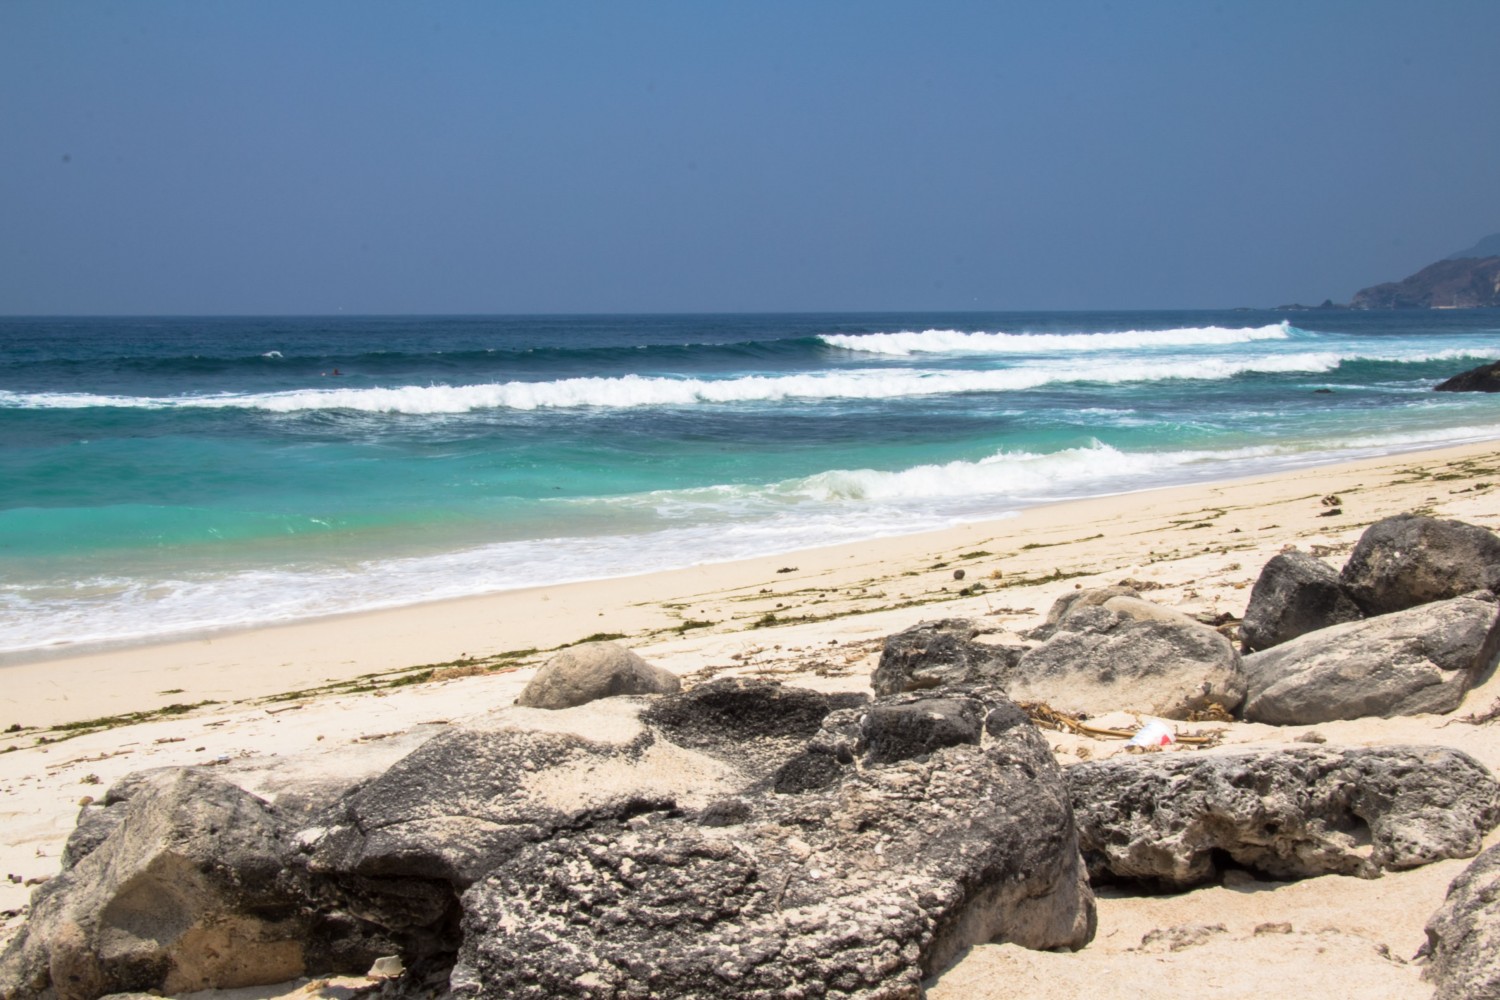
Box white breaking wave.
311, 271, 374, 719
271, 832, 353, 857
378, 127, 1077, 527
820, 323, 1292, 356
0, 351, 1348, 414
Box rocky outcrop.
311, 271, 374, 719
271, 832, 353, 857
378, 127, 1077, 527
1069, 746, 1500, 890
1340, 513, 1500, 616
450, 685, 1095, 998
1008, 593, 1245, 719
1239, 550, 1363, 653
1435, 359, 1500, 393
1, 682, 1097, 1000
1351, 255, 1500, 309
869, 619, 1025, 697
515, 641, 680, 710
1241, 591, 1499, 724
1422, 841, 1500, 1000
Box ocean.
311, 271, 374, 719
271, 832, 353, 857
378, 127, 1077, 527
2, 309, 1498, 658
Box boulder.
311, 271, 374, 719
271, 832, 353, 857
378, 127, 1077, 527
515, 641, 679, 710
1340, 513, 1500, 616
1435, 359, 1500, 393
0, 769, 394, 1000
1008, 595, 1245, 719
3, 683, 1097, 1000
447, 686, 1096, 999
1422, 841, 1500, 999
1023, 585, 1139, 641
1069, 745, 1500, 890
1239, 550, 1363, 652
1241, 591, 1500, 724
869, 619, 1024, 696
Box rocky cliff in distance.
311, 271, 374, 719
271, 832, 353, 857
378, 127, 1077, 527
1351, 255, 1500, 309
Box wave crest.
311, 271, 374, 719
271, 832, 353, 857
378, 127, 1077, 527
820, 322, 1292, 356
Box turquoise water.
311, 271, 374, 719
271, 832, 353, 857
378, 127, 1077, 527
2, 309, 1498, 655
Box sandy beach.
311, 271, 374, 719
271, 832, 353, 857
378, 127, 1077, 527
6, 438, 1500, 998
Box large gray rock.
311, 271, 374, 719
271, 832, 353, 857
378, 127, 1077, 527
1422, 841, 1500, 999
3, 683, 1096, 1000
1239, 550, 1363, 652
515, 641, 680, 710
1008, 594, 1245, 719
0, 769, 392, 1000
1242, 592, 1500, 724
1340, 513, 1500, 616
448, 686, 1096, 999
1069, 745, 1500, 890
869, 619, 1024, 697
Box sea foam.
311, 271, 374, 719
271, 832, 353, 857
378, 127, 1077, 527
819, 323, 1293, 356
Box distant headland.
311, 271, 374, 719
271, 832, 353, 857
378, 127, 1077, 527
1280, 233, 1500, 310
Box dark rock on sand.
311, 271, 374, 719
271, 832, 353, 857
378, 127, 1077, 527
1009, 593, 1245, 719
1069, 745, 1500, 890
448, 687, 1095, 999
1422, 841, 1500, 1000
1435, 359, 1500, 393
1239, 550, 1363, 653
2, 682, 1096, 1000
515, 641, 680, 710
869, 618, 1025, 697
1340, 513, 1500, 617
1241, 591, 1500, 724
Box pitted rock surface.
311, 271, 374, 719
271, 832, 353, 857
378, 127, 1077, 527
449, 689, 1095, 999
1241, 591, 1500, 724
1422, 841, 1500, 1000
1, 682, 1095, 1000
1068, 745, 1500, 889
869, 619, 1025, 697
1239, 550, 1363, 652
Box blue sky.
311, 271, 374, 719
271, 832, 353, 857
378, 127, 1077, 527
2, 1, 1497, 314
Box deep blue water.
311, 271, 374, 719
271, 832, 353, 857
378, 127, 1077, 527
3, 309, 1499, 655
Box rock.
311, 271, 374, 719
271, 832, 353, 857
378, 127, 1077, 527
515, 641, 680, 710
1008, 595, 1245, 719
1340, 513, 1500, 616
5, 683, 1098, 1000
0, 769, 393, 1000
1435, 359, 1500, 393
1024, 586, 1140, 641
447, 687, 1095, 999
1239, 551, 1363, 652
1069, 745, 1500, 890
869, 619, 1024, 697
1422, 841, 1500, 999
1241, 592, 1500, 724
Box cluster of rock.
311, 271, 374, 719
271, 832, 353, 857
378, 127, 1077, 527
4, 512, 1500, 998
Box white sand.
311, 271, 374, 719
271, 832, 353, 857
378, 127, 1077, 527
5, 439, 1500, 997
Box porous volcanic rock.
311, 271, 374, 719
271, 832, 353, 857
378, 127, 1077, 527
1069, 745, 1500, 890
1422, 841, 1500, 1000
447, 685, 1096, 999
1239, 550, 1363, 653
869, 619, 1025, 696
1340, 513, 1500, 617
2, 682, 1097, 1000
1241, 591, 1500, 724
515, 641, 680, 710
1008, 594, 1245, 719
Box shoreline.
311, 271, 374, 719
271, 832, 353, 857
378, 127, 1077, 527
6, 435, 1500, 995
5, 437, 1499, 732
